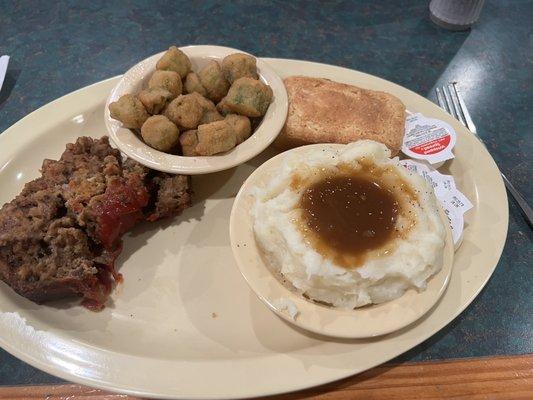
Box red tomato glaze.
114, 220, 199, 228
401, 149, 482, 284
94, 176, 150, 250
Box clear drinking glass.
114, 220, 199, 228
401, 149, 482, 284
430, 0, 486, 30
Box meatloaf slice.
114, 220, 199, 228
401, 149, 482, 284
0, 136, 191, 309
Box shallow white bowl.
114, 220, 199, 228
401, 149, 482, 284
230, 143, 455, 339
105, 45, 288, 175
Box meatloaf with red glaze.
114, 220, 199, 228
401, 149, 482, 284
0, 136, 191, 310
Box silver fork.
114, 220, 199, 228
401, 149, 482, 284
436, 82, 532, 227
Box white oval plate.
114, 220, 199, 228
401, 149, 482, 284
104, 45, 288, 175
230, 143, 455, 339
0, 58, 508, 399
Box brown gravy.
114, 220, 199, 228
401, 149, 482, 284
300, 174, 399, 264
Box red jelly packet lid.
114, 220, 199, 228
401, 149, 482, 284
402, 113, 457, 164
399, 159, 473, 249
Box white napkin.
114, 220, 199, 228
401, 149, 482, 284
0, 56, 9, 92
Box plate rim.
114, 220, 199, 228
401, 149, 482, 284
0, 58, 509, 399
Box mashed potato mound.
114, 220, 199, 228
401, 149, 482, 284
252, 140, 446, 309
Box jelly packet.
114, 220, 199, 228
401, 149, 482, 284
402, 113, 457, 167
399, 159, 473, 249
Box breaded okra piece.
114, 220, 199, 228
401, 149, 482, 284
179, 129, 199, 156
156, 46, 192, 78
198, 60, 230, 103
184, 72, 207, 97
141, 115, 179, 152
224, 77, 273, 117
164, 94, 204, 129
225, 114, 251, 144
148, 70, 182, 98
109, 94, 149, 129
221, 53, 258, 84
195, 120, 236, 156
138, 87, 174, 114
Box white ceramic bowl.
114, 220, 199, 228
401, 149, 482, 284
229, 144, 455, 339
105, 45, 288, 175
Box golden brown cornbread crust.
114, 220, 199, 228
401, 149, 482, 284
275, 76, 406, 154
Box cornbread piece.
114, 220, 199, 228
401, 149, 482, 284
156, 46, 191, 78
221, 53, 258, 83
138, 87, 174, 114
148, 70, 182, 98
109, 94, 149, 129
225, 114, 251, 144
0, 137, 192, 309
184, 72, 207, 97
164, 94, 204, 129
275, 76, 406, 154
141, 115, 180, 152
225, 77, 273, 117
196, 121, 236, 155
179, 130, 199, 156
198, 60, 230, 102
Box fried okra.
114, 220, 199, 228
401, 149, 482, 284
200, 109, 224, 124
138, 87, 174, 114
164, 94, 204, 129
179, 129, 199, 156
141, 115, 179, 152
216, 96, 233, 116
193, 92, 216, 112
156, 46, 191, 78
148, 70, 182, 97
224, 77, 273, 117
184, 72, 207, 97
221, 53, 258, 84
114, 50, 271, 156
198, 60, 230, 103
195, 120, 236, 156
109, 94, 149, 129
225, 114, 251, 144
192, 93, 224, 124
